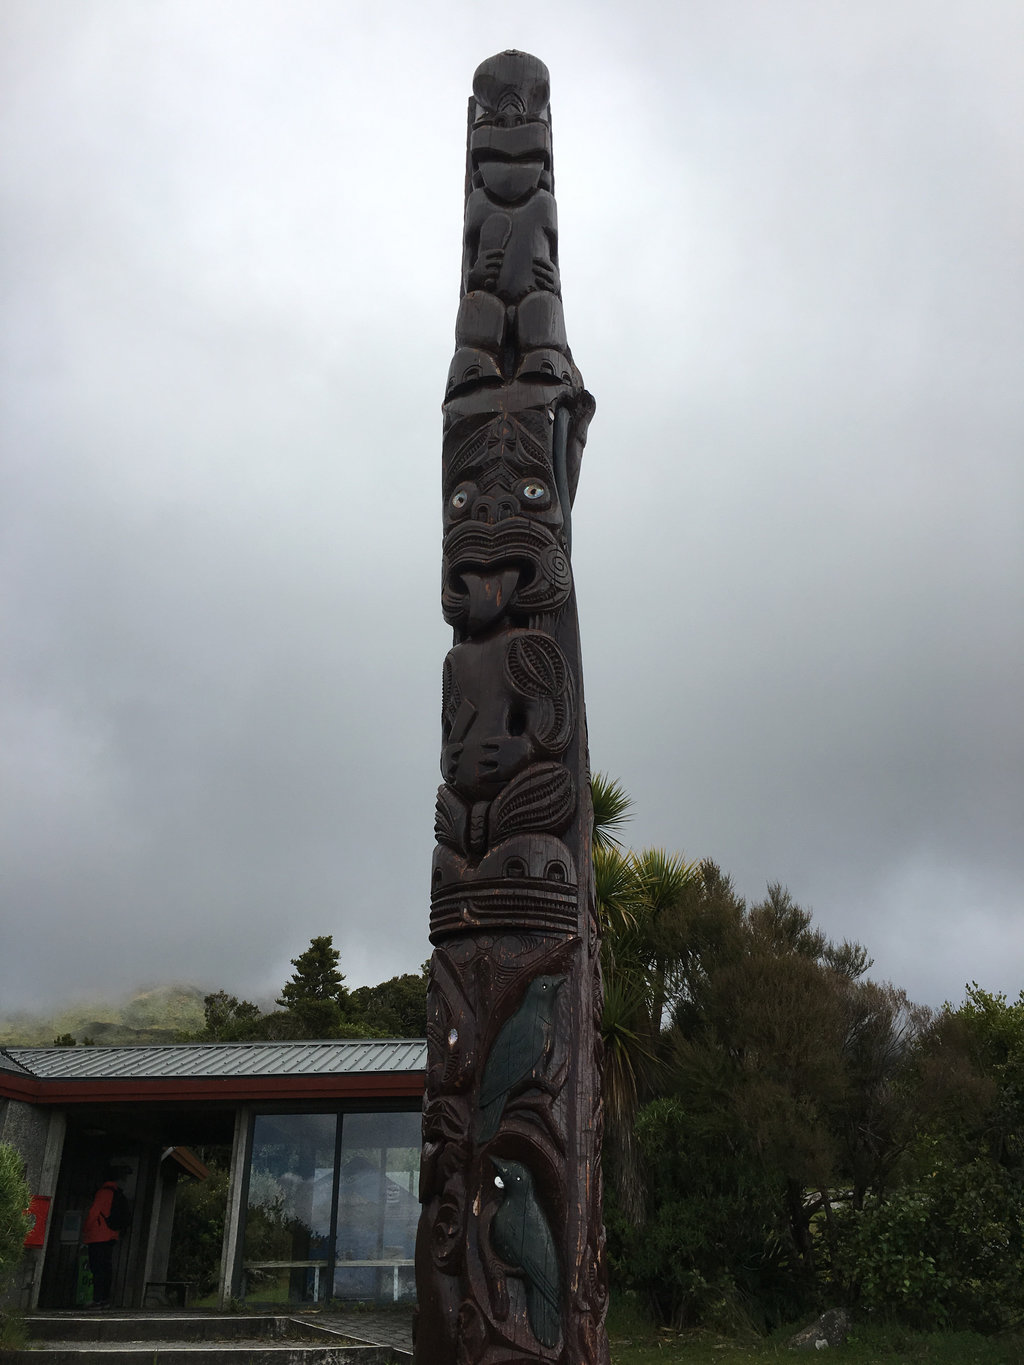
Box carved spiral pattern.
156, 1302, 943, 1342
489, 763, 576, 842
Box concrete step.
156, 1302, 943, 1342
14, 1315, 406, 1364
28, 1315, 349, 1343
5, 1349, 397, 1364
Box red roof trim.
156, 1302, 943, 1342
0, 1071, 425, 1106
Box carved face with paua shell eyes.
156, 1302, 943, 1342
441, 412, 571, 636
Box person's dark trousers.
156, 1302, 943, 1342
87, 1241, 115, 1305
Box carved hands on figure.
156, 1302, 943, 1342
532, 257, 559, 293
442, 730, 537, 798
468, 248, 506, 293
441, 632, 574, 802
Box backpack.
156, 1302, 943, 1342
104, 1187, 132, 1233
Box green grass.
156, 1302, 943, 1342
606, 1298, 1024, 1364
0, 1310, 30, 1351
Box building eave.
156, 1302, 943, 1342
0, 1070, 425, 1106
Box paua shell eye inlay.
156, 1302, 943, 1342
451, 490, 469, 509
523, 483, 546, 500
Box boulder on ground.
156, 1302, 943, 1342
788, 1308, 851, 1350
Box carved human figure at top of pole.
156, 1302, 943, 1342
448, 50, 583, 405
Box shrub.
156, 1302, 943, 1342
836, 1137, 1024, 1331
0, 1144, 30, 1299
607, 1097, 810, 1332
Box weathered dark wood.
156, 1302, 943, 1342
414, 51, 609, 1365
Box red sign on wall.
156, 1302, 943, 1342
23, 1195, 50, 1248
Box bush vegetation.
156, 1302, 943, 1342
165, 1153, 231, 1301
592, 773, 1024, 1341
187, 937, 428, 1044
0, 1143, 30, 1340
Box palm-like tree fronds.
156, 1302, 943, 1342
591, 772, 634, 850
601, 971, 658, 1225
594, 843, 642, 939
631, 847, 700, 915
590, 789, 704, 1224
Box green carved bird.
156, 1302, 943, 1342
476, 973, 565, 1142
490, 1156, 560, 1349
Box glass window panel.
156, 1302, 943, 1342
333, 1110, 420, 1303
242, 1113, 337, 1303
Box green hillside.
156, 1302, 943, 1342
0, 983, 207, 1047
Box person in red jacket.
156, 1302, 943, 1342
81, 1173, 123, 1308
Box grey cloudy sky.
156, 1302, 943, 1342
2, 0, 1021, 1015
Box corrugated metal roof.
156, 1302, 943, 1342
5, 1039, 427, 1081
0, 1048, 35, 1077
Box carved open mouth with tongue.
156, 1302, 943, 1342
442, 519, 572, 634
459, 566, 522, 633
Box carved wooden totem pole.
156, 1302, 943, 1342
415, 51, 609, 1365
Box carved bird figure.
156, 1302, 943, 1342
476, 973, 565, 1142
490, 1156, 560, 1349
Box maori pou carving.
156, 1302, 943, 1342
415, 51, 609, 1365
